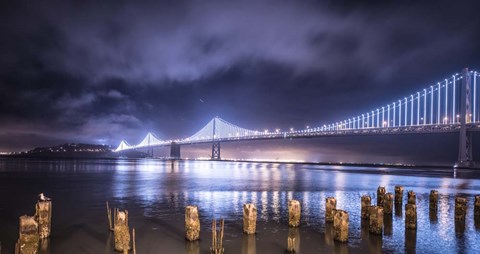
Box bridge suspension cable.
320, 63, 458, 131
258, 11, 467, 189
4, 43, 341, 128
186, 117, 259, 142
114, 69, 480, 153
319, 70, 478, 131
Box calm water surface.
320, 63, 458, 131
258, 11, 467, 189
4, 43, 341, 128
0, 159, 480, 253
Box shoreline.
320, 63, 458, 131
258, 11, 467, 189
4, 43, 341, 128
0, 154, 460, 169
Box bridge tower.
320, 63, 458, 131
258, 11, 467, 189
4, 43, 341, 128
170, 142, 181, 159
211, 117, 221, 160
457, 68, 474, 167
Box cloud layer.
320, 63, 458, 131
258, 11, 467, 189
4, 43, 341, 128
0, 0, 479, 151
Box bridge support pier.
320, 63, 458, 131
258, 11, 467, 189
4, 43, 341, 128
170, 142, 181, 159
456, 68, 475, 168
212, 141, 221, 160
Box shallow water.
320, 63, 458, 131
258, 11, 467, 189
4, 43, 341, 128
0, 159, 479, 253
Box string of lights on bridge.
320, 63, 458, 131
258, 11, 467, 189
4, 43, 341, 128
115, 70, 479, 152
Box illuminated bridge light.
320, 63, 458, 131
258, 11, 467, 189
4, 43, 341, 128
114, 70, 478, 152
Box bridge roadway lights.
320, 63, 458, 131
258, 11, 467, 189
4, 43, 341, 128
170, 142, 181, 159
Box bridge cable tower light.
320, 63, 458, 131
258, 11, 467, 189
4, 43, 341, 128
457, 68, 473, 167
212, 117, 221, 160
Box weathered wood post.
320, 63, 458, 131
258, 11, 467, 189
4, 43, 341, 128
106, 201, 113, 231
288, 200, 301, 227
368, 234, 383, 254
114, 209, 130, 253
429, 190, 438, 211
185, 205, 200, 241
368, 206, 383, 235
243, 203, 257, 234
383, 193, 393, 215
377, 187, 386, 206
333, 210, 349, 242
210, 218, 224, 254
405, 227, 417, 252
360, 218, 369, 240
361, 195, 371, 219
15, 215, 39, 254
394, 186, 404, 204
474, 196, 480, 218
287, 227, 300, 252
429, 207, 438, 222
455, 219, 466, 234
35, 199, 52, 239
455, 196, 467, 221
395, 202, 402, 217
132, 228, 137, 254
384, 213, 393, 236
407, 190, 416, 205
405, 204, 417, 230
325, 197, 336, 223
113, 209, 130, 253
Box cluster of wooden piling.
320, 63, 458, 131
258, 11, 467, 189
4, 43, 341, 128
180, 188, 480, 253
106, 201, 137, 254
14, 193, 52, 254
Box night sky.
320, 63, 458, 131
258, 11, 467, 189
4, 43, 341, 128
1, 0, 480, 153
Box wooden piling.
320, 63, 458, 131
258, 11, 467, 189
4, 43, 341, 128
405, 204, 417, 230
405, 227, 417, 252
210, 218, 224, 254
185, 205, 200, 241
333, 209, 349, 242
455, 196, 467, 221
132, 228, 136, 254
474, 196, 480, 218
114, 209, 130, 252
383, 193, 393, 214
368, 206, 383, 235
106, 201, 113, 231
15, 215, 39, 254
243, 203, 257, 234
394, 186, 404, 204
407, 190, 416, 205
455, 219, 466, 234
377, 187, 386, 206
325, 197, 336, 223
35, 200, 52, 239
288, 200, 301, 227
429, 190, 438, 211
384, 213, 392, 236
361, 195, 371, 219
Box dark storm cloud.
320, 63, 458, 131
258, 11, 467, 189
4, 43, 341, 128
0, 0, 479, 151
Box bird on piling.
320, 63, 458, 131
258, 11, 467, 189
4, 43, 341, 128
39, 193, 51, 201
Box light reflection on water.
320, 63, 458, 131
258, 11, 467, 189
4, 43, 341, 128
0, 159, 480, 253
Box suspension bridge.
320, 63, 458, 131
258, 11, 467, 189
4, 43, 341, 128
115, 68, 480, 167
